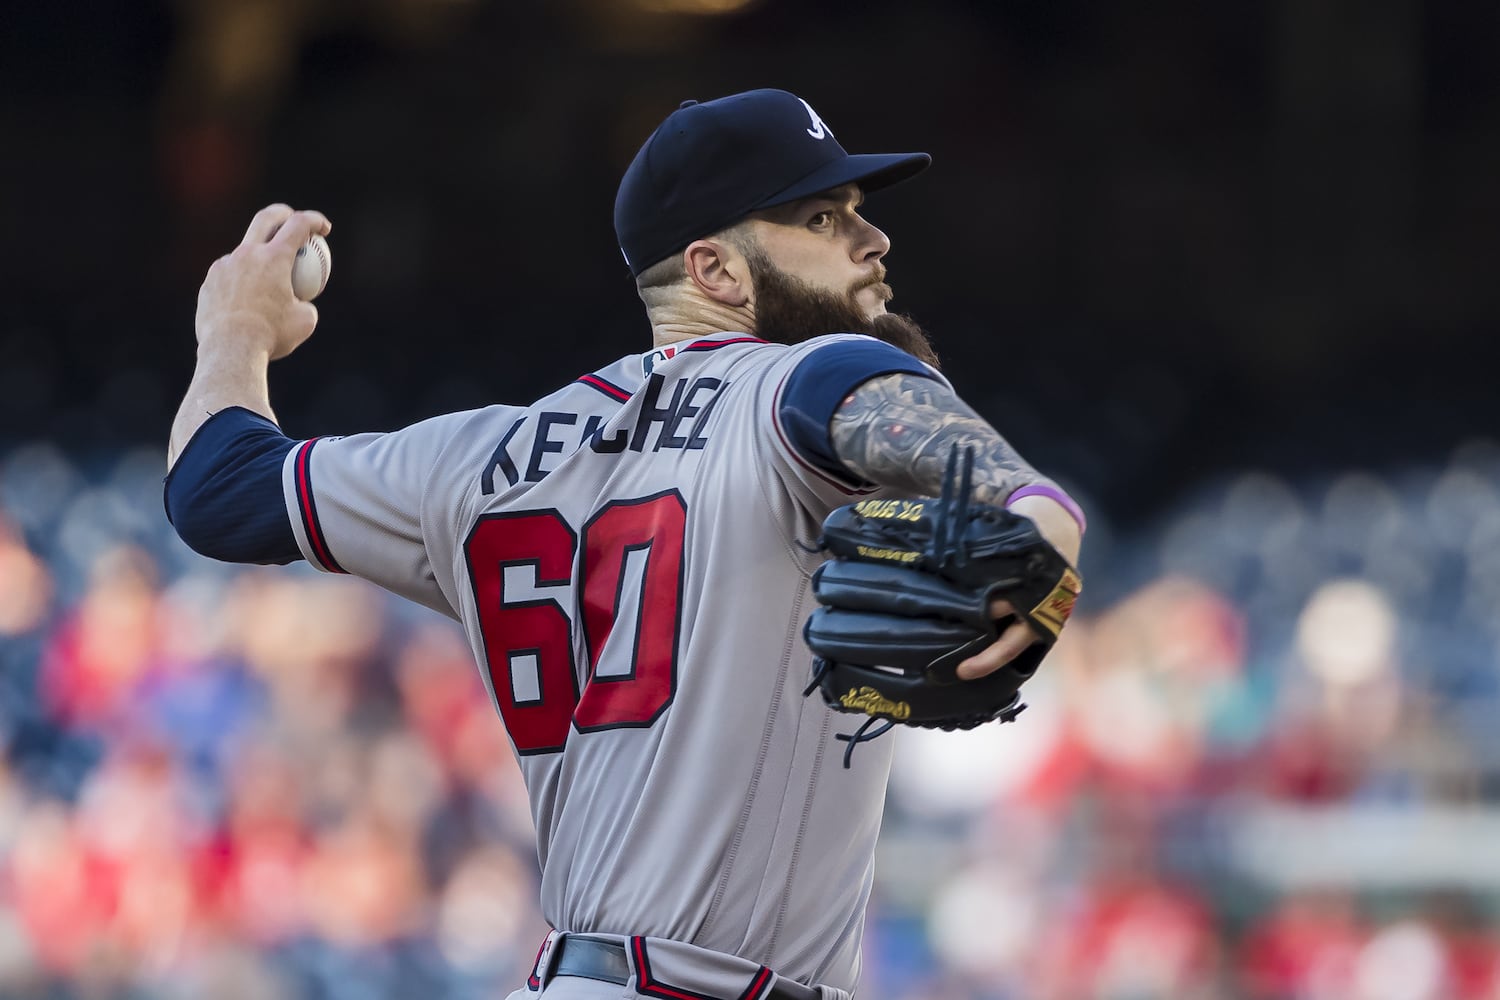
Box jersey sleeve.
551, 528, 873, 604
165, 407, 302, 565
280, 409, 490, 617
761, 335, 946, 511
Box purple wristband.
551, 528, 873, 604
1006, 484, 1087, 535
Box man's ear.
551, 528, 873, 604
684, 239, 751, 307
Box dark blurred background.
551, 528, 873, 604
5, 2, 1500, 998
5, 0, 1497, 522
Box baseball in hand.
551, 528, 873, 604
292, 234, 332, 301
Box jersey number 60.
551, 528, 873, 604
463, 491, 686, 755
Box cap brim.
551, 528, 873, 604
751, 151, 931, 211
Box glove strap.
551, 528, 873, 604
802, 658, 834, 699
835, 717, 895, 769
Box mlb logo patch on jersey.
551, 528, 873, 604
642, 345, 679, 376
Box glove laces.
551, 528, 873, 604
836, 717, 894, 769
804, 660, 896, 769
930, 444, 976, 570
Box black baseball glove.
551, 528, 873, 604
802, 447, 1081, 765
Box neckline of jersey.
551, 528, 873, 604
653, 331, 769, 354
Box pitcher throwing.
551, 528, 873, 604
165, 89, 1085, 999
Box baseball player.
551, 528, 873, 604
165, 89, 1084, 999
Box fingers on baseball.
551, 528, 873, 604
243, 204, 294, 245
268, 210, 332, 255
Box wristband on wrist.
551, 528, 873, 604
1005, 484, 1087, 536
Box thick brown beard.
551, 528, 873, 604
745, 247, 941, 370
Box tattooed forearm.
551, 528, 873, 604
828, 373, 1046, 504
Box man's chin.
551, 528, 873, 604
856, 286, 891, 317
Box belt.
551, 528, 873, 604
549, 935, 819, 1000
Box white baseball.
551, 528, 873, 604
292, 233, 332, 301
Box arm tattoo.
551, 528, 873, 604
828, 373, 1043, 505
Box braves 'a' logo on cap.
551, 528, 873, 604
799, 98, 832, 140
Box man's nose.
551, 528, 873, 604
855, 216, 891, 263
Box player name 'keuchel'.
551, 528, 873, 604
481, 374, 731, 494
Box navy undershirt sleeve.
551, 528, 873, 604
778, 338, 937, 481
164, 406, 301, 565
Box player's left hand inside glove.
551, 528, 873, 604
802, 448, 1081, 765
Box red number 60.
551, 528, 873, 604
463, 491, 686, 754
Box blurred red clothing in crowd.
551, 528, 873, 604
40, 548, 162, 733
1240, 891, 1366, 999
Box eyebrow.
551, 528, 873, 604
753, 186, 864, 225
809, 185, 863, 209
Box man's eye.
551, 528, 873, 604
809, 211, 833, 228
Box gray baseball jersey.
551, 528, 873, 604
278, 332, 934, 992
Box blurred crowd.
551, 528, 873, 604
7, 0, 1500, 994
3, 440, 1500, 1000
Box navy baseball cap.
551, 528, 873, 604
614, 89, 930, 276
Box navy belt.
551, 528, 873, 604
550, 935, 820, 1000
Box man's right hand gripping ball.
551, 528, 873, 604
196, 204, 331, 361
802, 448, 1081, 753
